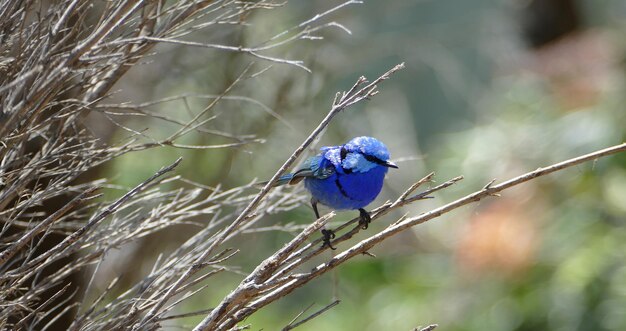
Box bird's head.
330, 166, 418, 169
340, 136, 398, 171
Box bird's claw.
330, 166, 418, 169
321, 229, 336, 250
358, 208, 371, 229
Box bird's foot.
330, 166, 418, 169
321, 229, 336, 250
358, 208, 371, 230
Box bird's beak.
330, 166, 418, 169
384, 160, 399, 169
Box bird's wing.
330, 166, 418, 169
288, 155, 335, 184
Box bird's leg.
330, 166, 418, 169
358, 208, 371, 230
312, 198, 336, 250
311, 198, 321, 219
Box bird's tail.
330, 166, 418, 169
255, 174, 294, 188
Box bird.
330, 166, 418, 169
269, 136, 398, 249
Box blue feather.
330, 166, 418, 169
272, 136, 397, 210
264, 136, 397, 249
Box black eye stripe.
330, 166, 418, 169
363, 154, 388, 165
342, 149, 387, 166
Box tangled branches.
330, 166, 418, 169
0, 0, 360, 329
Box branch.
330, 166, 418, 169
214, 141, 626, 329
0, 187, 98, 266
262, 174, 462, 283
282, 300, 341, 331
1, 158, 182, 280
192, 62, 405, 331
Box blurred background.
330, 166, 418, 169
89, 0, 626, 330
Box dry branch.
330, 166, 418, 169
195, 139, 626, 330
1, 1, 364, 329
282, 299, 341, 331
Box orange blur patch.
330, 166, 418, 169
456, 200, 539, 278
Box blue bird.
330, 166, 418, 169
271, 136, 398, 249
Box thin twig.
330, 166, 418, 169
0, 187, 98, 266
282, 300, 340, 331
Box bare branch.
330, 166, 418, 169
200, 141, 626, 330
0, 187, 98, 266
282, 300, 341, 331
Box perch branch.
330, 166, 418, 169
212, 141, 626, 330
